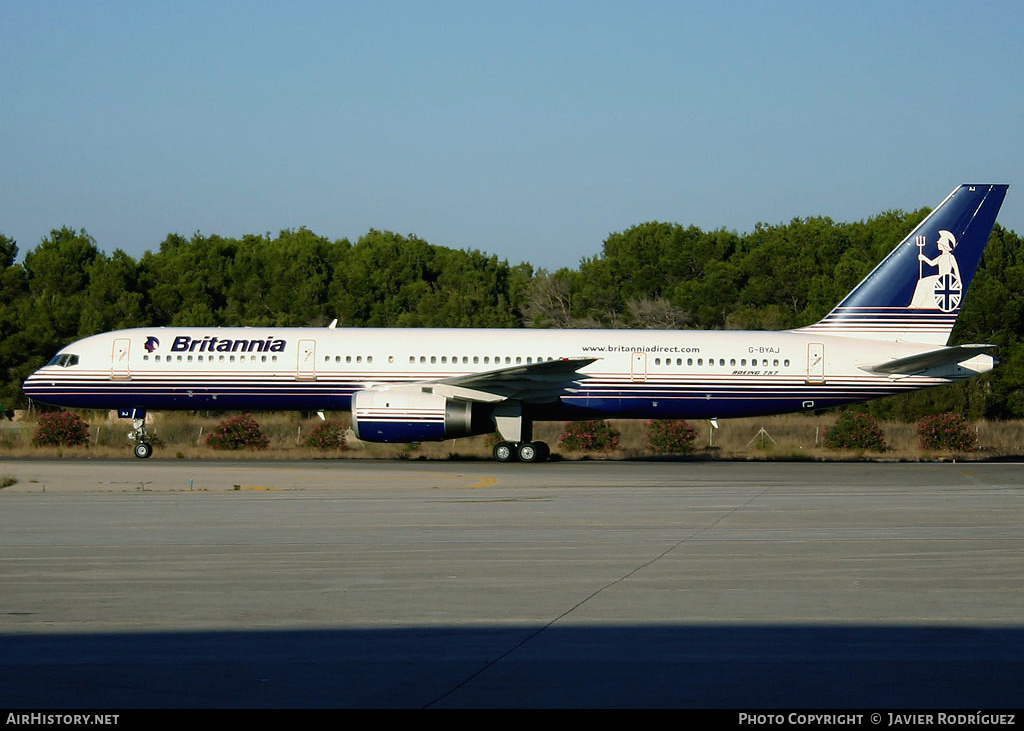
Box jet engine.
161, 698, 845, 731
351, 386, 493, 443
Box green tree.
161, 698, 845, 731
0, 235, 29, 404
79, 250, 145, 334
13, 229, 103, 398
21, 227, 102, 344
327, 230, 525, 327
138, 232, 237, 325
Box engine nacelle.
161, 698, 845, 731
351, 386, 493, 443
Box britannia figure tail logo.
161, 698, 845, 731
909, 230, 962, 312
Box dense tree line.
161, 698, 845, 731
2, 208, 1022, 420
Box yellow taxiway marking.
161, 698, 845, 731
463, 476, 499, 489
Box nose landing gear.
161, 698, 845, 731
123, 410, 153, 459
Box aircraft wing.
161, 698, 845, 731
426, 357, 598, 403
861, 344, 996, 375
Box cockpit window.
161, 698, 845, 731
46, 353, 80, 367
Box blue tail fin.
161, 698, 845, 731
803, 184, 1008, 344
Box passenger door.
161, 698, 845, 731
297, 339, 317, 380
806, 343, 825, 384
111, 338, 131, 380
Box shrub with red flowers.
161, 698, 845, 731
917, 413, 975, 452
558, 420, 620, 452
206, 413, 270, 450
823, 411, 888, 451
646, 419, 698, 454
304, 420, 348, 451
32, 410, 90, 447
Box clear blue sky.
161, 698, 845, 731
2, 0, 1021, 272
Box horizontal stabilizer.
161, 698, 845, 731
861, 344, 996, 375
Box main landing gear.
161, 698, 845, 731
492, 441, 550, 463
491, 403, 550, 462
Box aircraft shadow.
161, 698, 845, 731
2, 624, 1021, 708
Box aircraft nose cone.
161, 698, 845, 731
22, 369, 51, 398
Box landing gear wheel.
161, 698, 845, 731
133, 441, 153, 459
517, 442, 539, 463
493, 442, 515, 462
493, 440, 549, 463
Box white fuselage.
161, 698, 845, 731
23, 326, 992, 421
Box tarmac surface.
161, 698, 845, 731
1, 458, 1022, 708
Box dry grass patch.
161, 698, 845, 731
3, 410, 1022, 461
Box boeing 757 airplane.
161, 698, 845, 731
23, 184, 1008, 461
